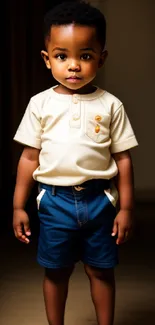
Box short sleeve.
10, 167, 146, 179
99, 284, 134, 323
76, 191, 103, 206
110, 104, 138, 153
13, 99, 42, 149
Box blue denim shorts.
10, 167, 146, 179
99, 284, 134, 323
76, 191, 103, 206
37, 179, 118, 269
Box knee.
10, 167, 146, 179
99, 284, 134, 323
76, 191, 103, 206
84, 264, 114, 283
45, 266, 74, 283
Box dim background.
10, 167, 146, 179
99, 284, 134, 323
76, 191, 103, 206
0, 1, 155, 324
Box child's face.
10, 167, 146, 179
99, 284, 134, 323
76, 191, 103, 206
41, 24, 107, 94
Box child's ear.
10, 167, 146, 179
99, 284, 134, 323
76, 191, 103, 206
98, 50, 108, 68
41, 50, 51, 69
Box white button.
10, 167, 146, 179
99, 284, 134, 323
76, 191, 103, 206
73, 95, 78, 104
73, 114, 80, 121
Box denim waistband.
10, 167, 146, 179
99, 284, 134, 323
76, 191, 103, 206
39, 179, 110, 195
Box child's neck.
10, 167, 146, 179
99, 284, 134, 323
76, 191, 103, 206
54, 83, 97, 95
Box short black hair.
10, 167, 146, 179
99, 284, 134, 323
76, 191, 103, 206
44, 0, 106, 49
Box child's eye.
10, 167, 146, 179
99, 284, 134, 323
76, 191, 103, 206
81, 53, 92, 60
55, 54, 67, 61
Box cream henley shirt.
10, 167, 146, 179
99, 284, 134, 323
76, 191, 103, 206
14, 86, 138, 186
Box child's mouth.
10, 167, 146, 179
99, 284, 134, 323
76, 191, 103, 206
66, 76, 82, 83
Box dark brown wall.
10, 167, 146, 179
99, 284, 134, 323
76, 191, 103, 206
96, 0, 155, 199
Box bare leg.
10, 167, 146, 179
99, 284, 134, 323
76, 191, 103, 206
84, 265, 115, 325
43, 266, 74, 325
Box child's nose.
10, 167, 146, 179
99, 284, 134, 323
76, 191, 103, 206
68, 60, 81, 72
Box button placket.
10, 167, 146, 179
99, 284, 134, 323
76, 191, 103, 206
70, 96, 81, 128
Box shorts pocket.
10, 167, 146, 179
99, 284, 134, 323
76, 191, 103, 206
85, 112, 111, 143
36, 189, 46, 210
104, 187, 118, 208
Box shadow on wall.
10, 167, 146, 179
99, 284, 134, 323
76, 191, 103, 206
115, 310, 155, 325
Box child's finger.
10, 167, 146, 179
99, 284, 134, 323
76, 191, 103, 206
20, 235, 30, 244
111, 221, 118, 237
124, 230, 130, 242
15, 224, 23, 238
116, 227, 125, 245
15, 225, 30, 244
24, 223, 31, 237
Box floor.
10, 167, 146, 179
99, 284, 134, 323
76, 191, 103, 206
0, 202, 155, 325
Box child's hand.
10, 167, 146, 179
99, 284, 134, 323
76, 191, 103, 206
13, 209, 31, 244
111, 209, 134, 245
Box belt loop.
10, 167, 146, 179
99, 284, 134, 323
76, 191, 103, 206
52, 185, 56, 196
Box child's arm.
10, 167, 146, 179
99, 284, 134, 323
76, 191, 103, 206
112, 150, 134, 245
13, 146, 40, 244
